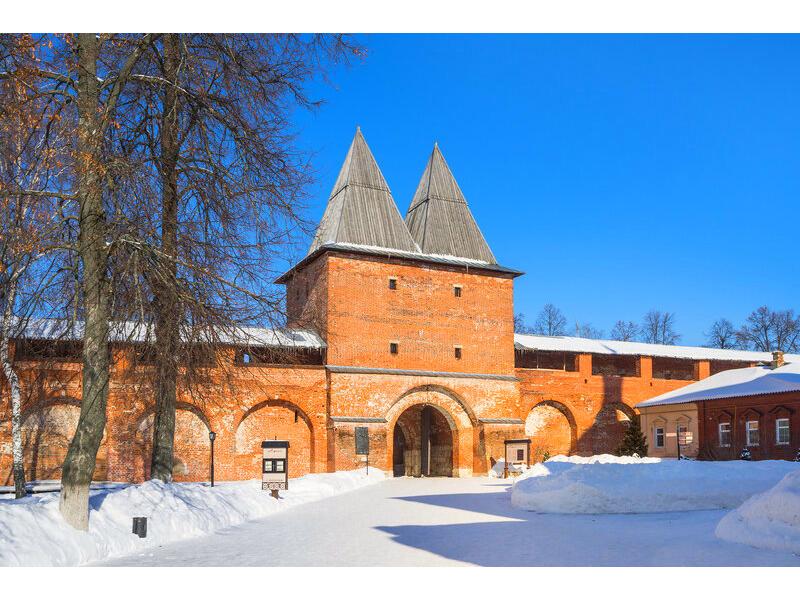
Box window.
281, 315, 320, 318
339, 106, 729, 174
718, 422, 731, 447
263, 459, 273, 472
776, 418, 790, 445
746, 420, 760, 446
654, 426, 665, 448
453, 285, 462, 298
388, 277, 397, 290
389, 342, 398, 355
516, 449, 524, 461
274, 460, 285, 473
454, 346, 462, 359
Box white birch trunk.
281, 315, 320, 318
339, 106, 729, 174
0, 275, 25, 498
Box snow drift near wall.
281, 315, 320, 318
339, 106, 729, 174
716, 470, 800, 555
0, 468, 384, 567
510, 455, 800, 514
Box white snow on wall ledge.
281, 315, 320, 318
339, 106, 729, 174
510, 455, 800, 514
0, 468, 384, 567
514, 332, 800, 363
716, 470, 800, 555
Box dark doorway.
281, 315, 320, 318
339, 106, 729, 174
393, 404, 454, 477
393, 427, 406, 476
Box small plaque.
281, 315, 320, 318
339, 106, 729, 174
355, 426, 369, 455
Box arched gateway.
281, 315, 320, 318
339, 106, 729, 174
386, 386, 475, 477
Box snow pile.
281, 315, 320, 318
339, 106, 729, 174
716, 470, 800, 554
487, 459, 530, 478
545, 453, 661, 465
511, 456, 799, 514
0, 468, 384, 567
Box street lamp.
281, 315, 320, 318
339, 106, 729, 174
209, 430, 217, 487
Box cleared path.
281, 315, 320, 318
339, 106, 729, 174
100, 476, 799, 566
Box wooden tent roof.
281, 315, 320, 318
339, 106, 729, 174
405, 144, 497, 264
308, 128, 420, 255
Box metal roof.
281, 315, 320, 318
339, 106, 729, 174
405, 143, 497, 263
308, 128, 420, 255
637, 360, 800, 407
514, 332, 800, 363
13, 317, 325, 349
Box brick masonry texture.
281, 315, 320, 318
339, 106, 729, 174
0, 249, 754, 484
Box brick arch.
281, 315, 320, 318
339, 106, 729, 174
386, 386, 475, 477
10, 397, 109, 484
592, 401, 638, 454
135, 403, 212, 482
389, 384, 478, 429
234, 399, 314, 478
525, 400, 578, 456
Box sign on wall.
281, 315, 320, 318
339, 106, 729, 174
355, 426, 370, 455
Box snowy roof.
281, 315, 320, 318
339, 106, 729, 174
514, 332, 798, 363
276, 241, 522, 282
637, 360, 800, 407
405, 143, 497, 264
13, 318, 325, 349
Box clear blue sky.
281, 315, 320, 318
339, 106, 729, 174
290, 34, 800, 345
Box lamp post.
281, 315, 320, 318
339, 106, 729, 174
209, 430, 217, 487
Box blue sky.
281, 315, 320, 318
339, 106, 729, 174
290, 34, 800, 345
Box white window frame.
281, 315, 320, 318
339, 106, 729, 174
718, 422, 731, 447
654, 426, 665, 448
746, 420, 760, 446
776, 418, 790, 445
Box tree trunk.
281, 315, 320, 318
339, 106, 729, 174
150, 34, 181, 482
0, 275, 25, 499
59, 33, 110, 530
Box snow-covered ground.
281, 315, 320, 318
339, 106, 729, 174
511, 454, 800, 514
716, 469, 800, 555
5, 457, 800, 567
100, 475, 800, 567
0, 468, 383, 567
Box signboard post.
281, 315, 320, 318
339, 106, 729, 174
503, 439, 532, 478
355, 426, 370, 474
262, 440, 290, 499
676, 427, 692, 460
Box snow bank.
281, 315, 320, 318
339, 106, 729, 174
511, 456, 799, 514
487, 459, 530, 478
0, 468, 384, 567
716, 470, 800, 555
545, 453, 661, 465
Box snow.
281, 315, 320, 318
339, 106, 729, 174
100, 476, 800, 566
487, 459, 529, 478
716, 470, 800, 554
0, 468, 383, 567
637, 360, 800, 407
511, 455, 800, 514
513, 331, 800, 363
13, 317, 325, 349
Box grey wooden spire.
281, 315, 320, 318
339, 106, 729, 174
405, 144, 497, 263
308, 128, 420, 255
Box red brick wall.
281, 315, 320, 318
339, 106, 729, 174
698, 391, 800, 460
288, 251, 516, 376
515, 356, 711, 456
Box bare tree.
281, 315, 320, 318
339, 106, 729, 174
705, 318, 739, 349
514, 312, 533, 334
736, 306, 800, 352
108, 34, 360, 482
574, 322, 603, 339
534, 303, 567, 336
610, 320, 639, 342
640, 310, 680, 345
0, 34, 72, 498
